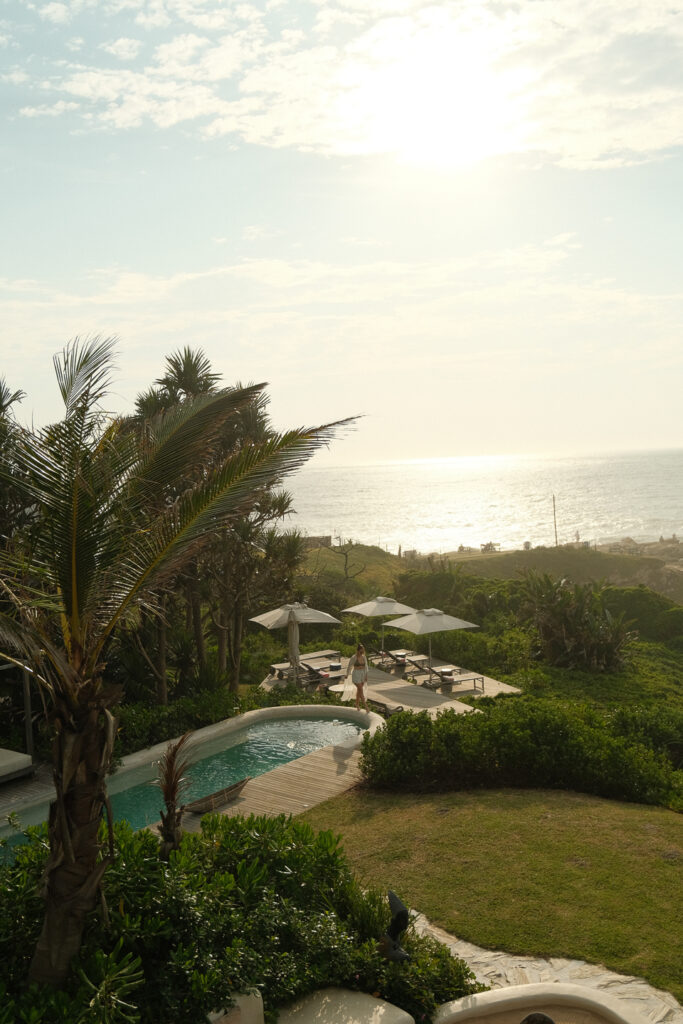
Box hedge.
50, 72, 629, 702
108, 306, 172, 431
360, 698, 682, 809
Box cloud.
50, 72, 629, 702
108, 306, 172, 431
20, 99, 81, 117
11, 0, 683, 168
39, 2, 71, 24
101, 37, 143, 60
3, 235, 681, 451
242, 224, 279, 241
2, 69, 29, 84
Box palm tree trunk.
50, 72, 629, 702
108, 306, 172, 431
229, 604, 244, 693
157, 596, 168, 705
216, 615, 227, 674
187, 563, 206, 670
217, 540, 231, 675
29, 698, 116, 987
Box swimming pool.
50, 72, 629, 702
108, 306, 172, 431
111, 715, 363, 830
1, 705, 380, 846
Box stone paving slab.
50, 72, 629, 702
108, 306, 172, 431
413, 915, 683, 1024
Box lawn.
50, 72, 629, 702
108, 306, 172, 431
301, 786, 683, 1003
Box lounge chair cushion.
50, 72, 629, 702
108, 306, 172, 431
0, 748, 33, 782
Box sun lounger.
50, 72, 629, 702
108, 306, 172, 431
453, 675, 485, 692
300, 661, 346, 685
0, 748, 34, 784
183, 777, 250, 814
368, 699, 404, 718
406, 654, 429, 673
434, 664, 459, 680
373, 648, 413, 671
421, 673, 486, 693
269, 650, 340, 676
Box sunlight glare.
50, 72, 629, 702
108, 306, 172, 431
336, 17, 534, 168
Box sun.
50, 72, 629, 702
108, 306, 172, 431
334, 15, 534, 169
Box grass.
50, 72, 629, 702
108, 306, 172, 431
301, 786, 683, 1003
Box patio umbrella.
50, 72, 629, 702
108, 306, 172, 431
382, 607, 478, 675
342, 596, 416, 652
249, 602, 341, 683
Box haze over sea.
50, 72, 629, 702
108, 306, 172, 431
284, 449, 683, 556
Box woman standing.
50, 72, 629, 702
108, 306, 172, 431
347, 643, 369, 711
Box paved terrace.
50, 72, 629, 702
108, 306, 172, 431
362, 659, 520, 716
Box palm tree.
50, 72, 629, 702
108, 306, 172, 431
153, 345, 221, 402
136, 348, 236, 676
0, 376, 28, 547
0, 335, 349, 986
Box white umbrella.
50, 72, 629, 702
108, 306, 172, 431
382, 607, 478, 675
342, 596, 416, 653
249, 602, 341, 683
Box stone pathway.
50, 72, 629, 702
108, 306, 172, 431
413, 914, 683, 1024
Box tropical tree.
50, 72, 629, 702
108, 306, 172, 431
0, 335, 348, 986
519, 570, 636, 670
207, 511, 307, 690
0, 377, 29, 548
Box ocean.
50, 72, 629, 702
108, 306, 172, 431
282, 449, 683, 555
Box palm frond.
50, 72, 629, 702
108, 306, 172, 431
0, 377, 26, 417
155, 347, 221, 398
0, 603, 78, 704
130, 384, 267, 504
157, 731, 195, 806
91, 417, 355, 657
53, 335, 116, 421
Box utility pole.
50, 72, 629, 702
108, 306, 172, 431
553, 494, 558, 547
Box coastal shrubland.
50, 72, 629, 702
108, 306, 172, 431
303, 537, 683, 604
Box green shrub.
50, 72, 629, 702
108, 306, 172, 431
360, 699, 681, 808
655, 607, 683, 642
0, 817, 483, 1023
602, 586, 681, 641
113, 685, 347, 758
114, 691, 241, 756
607, 705, 683, 770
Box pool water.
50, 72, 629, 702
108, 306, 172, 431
111, 716, 362, 830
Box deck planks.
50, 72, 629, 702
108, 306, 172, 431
181, 744, 363, 832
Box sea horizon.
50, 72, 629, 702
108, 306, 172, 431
283, 447, 683, 556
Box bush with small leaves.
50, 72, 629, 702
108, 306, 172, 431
360, 698, 681, 808
0, 816, 483, 1023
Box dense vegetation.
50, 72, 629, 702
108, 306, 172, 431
359, 699, 683, 809
0, 815, 483, 1023
0, 340, 347, 985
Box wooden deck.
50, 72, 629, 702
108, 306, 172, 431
181, 743, 363, 832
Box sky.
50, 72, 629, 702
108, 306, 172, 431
2, 0, 682, 466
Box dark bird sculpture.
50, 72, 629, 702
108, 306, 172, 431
378, 890, 411, 962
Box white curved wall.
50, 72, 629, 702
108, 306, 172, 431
434, 983, 650, 1024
